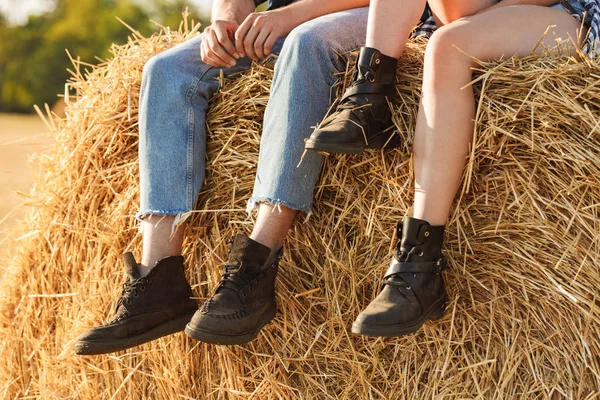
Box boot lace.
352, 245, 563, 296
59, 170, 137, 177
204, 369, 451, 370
108, 276, 152, 322
382, 247, 420, 288
117, 276, 152, 307
217, 262, 259, 297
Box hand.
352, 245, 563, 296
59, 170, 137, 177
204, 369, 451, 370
201, 20, 241, 68
235, 9, 296, 60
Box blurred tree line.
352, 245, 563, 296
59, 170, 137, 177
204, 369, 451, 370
0, 0, 210, 113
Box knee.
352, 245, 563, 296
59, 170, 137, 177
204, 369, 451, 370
425, 24, 474, 71
282, 24, 334, 62
275, 24, 340, 85
421, 24, 477, 94
142, 51, 177, 86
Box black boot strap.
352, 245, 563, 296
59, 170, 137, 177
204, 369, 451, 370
384, 258, 447, 278
342, 82, 395, 101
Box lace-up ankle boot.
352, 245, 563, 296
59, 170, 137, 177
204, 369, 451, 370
74, 252, 197, 355
304, 46, 400, 154
185, 235, 282, 345
352, 217, 447, 337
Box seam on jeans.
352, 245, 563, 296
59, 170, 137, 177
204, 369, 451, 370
187, 63, 214, 102
184, 63, 214, 211
246, 197, 312, 221
187, 105, 194, 211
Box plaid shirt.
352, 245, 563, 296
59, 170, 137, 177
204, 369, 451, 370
413, 15, 437, 38
258, 0, 293, 10
564, 0, 600, 56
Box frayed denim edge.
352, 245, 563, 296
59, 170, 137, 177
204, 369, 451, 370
246, 197, 313, 222
136, 209, 192, 237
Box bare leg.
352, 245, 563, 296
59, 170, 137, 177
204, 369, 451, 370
365, 0, 427, 57
250, 203, 297, 254
413, 6, 582, 225
140, 215, 184, 277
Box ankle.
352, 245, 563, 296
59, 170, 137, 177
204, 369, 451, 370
138, 264, 152, 278
140, 252, 183, 277
248, 233, 282, 256
412, 213, 447, 227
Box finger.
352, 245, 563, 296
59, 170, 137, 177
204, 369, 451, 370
202, 44, 224, 67
202, 34, 229, 67
254, 29, 270, 60
200, 39, 215, 65
263, 32, 278, 58
214, 25, 239, 59
207, 30, 236, 67
263, 32, 279, 57
235, 17, 254, 56
244, 26, 261, 60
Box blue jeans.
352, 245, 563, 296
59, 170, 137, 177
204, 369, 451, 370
138, 8, 369, 220
247, 8, 368, 215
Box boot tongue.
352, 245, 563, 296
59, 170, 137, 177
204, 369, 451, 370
399, 217, 427, 253
228, 235, 271, 273
122, 252, 141, 281
111, 252, 141, 319
207, 236, 272, 310
356, 47, 397, 84
398, 217, 445, 262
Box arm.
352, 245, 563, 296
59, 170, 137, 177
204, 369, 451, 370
212, 0, 256, 24
236, 0, 371, 60
201, 0, 256, 68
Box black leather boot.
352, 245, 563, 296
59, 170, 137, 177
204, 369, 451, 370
74, 253, 197, 355
352, 217, 447, 337
185, 235, 282, 345
304, 46, 400, 154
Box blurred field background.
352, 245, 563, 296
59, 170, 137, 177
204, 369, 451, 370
0, 0, 212, 114
0, 0, 214, 271
0, 114, 52, 263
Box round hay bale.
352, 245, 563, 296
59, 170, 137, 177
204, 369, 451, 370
1, 22, 599, 399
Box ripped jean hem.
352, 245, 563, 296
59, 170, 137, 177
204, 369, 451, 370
246, 196, 313, 221
136, 209, 192, 220
136, 209, 192, 236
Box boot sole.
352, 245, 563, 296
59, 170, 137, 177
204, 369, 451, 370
74, 310, 196, 355
305, 132, 400, 155
351, 296, 447, 337
184, 303, 276, 345
305, 138, 365, 154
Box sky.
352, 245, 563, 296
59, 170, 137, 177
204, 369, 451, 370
0, 0, 214, 25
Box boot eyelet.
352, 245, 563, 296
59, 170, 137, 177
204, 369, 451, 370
140, 286, 146, 292
418, 251, 424, 256
424, 231, 430, 237
125, 299, 131, 304
147, 278, 152, 284
133, 292, 139, 298
406, 286, 412, 290
375, 58, 380, 65
368, 76, 375, 83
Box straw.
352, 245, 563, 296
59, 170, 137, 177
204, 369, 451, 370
1, 17, 599, 399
